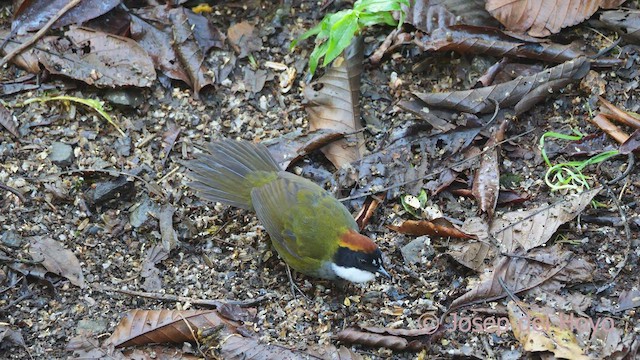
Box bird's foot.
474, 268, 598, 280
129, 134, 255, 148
285, 264, 308, 300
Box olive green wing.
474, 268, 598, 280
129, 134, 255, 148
250, 172, 356, 262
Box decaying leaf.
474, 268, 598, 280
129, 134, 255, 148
388, 218, 475, 239
0, 102, 19, 138
485, 0, 626, 37
600, 10, 640, 43
265, 129, 344, 169
104, 309, 240, 347
415, 25, 623, 68
449, 244, 594, 311
492, 187, 600, 252
472, 119, 508, 219
304, 36, 365, 169
28, 235, 86, 288
336, 327, 428, 351
405, 0, 497, 32
169, 8, 213, 98
414, 56, 590, 114
508, 301, 590, 359
227, 21, 262, 59
37, 26, 156, 88
12, 0, 119, 34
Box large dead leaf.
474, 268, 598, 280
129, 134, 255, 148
415, 25, 623, 68
169, 8, 213, 98
264, 129, 344, 169
37, 26, 156, 88
12, 0, 119, 34
600, 10, 640, 43
28, 235, 85, 288
105, 309, 325, 359
449, 244, 593, 311
414, 56, 590, 114
508, 301, 590, 359
485, 0, 626, 37
104, 309, 240, 347
130, 8, 191, 85
0, 30, 39, 72
304, 36, 365, 169
491, 187, 600, 252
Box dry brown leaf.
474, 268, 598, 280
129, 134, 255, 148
414, 57, 590, 114
37, 26, 156, 88
508, 301, 590, 359
265, 129, 344, 169
227, 21, 262, 58
304, 37, 365, 169
472, 119, 508, 219
104, 309, 240, 348
491, 187, 600, 252
0, 102, 19, 138
600, 10, 640, 43
590, 113, 630, 144
449, 244, 594, 312
169, 8, 213, 98
0, 30, 39, 72
416, 25, 622, 68
599, 96, 640, 129
388, 218, 475, 239
28, 235, 85, 288
336, 327, 427, 351
486, 0, 626, 37
448, 214, 496, 271
12, 0, 119, 33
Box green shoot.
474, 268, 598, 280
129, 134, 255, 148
23, 95, 125, 136
292, 0, 409, 75
539, 130, 618, 192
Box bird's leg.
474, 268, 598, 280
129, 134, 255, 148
285, 264, 308, 300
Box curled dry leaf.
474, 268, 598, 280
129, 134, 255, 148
590, 113, 630, 144
38, 26, 156, 88
405, 0, 497, 32
620, 129, 640, 154
472, 119, 508, 219
336, 327, 426, 351
599, 96, 640, 129
27, 235, 85, 288
304, 37, 365, 169
388, 218, 475, 239
485, 0, 626, 38
414, 56, 590, 114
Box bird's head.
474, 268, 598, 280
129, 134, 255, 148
331, 230, 390, 283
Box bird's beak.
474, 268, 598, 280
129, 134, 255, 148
377, 266, 391, 279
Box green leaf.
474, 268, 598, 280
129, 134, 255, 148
323, 12, 360, 67
359, 12, 397, 27
309, 40, 330, 75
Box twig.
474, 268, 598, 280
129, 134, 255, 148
0, 181, 26, 203
93, 285, 272, 307
0, 0, 82, 68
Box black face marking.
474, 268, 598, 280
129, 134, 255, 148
334, 247, 384, 274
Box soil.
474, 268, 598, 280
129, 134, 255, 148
0, 1, 639, 359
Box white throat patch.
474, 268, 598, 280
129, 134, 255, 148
331, 263, 375, 283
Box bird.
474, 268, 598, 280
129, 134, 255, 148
185, 139, 390, 283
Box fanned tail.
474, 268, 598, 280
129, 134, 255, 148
185, 139, 280, 210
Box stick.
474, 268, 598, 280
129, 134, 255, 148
0, 0, 82, 68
